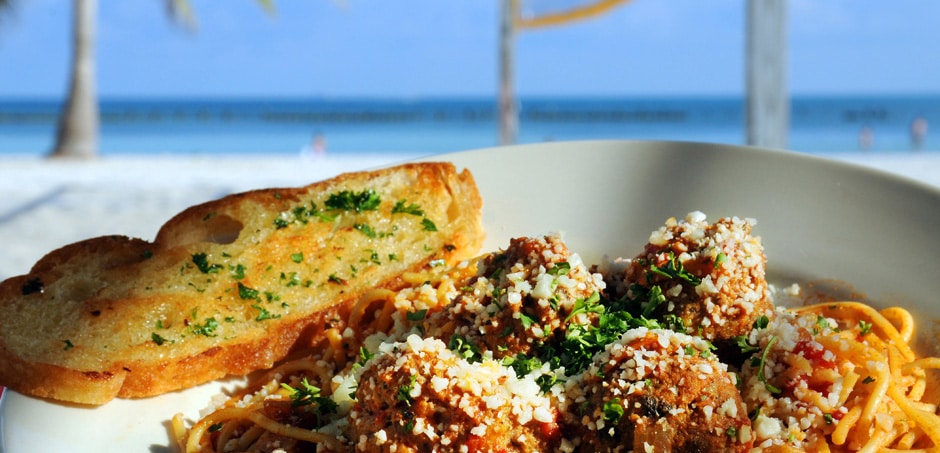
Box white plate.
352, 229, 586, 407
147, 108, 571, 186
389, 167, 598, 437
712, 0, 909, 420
3, 140, 940, 451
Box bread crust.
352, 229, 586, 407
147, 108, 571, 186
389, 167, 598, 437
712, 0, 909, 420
0, 162, 483, 405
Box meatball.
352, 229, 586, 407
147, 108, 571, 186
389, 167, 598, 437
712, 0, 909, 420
426, 235, 606, 360
350, 334, 561, 452
565, 328, 753, 452
615, 212, 773, 342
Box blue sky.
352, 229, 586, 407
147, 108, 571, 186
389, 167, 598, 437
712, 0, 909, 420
1, 0, 939, 98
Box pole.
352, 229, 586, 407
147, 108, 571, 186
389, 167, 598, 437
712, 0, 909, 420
746, 0, 788, 149
499, 0, 518, 145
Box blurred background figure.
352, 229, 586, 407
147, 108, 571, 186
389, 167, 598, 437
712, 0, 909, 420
911, 115, 928, 150
859, 124, 874, 150
301, 132, 327, 160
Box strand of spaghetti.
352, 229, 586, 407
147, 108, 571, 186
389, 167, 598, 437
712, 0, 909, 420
880, 307, 915, 343
796, 302, 916, 361
860, 350, 892, 431
402, 270, 436, 285
348, 288, 397, 332
245, 411, 342, 451
832, 405, 862, 445
258, 357, 322, 385
813, 333, 880, 367
858, 427, 895, 453
814, 439, 832, 453
215, 419, 247, 453
894, 429, 920, 449
233, 424, 266, 451
887, 420, 916, 451
277, 359, 336, 392
170, 413, 188, 452
374, 297, 397, 333
838, 370, 861, 407
913, 401, 939, 413
323, 327, 347, 365
887, 381, 940, 447
904, 358, 940, 372
185, 406, 255, 453
908, 373, 928, 401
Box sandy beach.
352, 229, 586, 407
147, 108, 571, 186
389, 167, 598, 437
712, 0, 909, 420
1, 148, 938, 280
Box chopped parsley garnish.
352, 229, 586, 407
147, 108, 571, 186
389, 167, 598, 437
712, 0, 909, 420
397, 375, 418, 406
547, 262, 571, 276
392, 200, 424, 216
648, 251, 701, 286
281, 377, 323, 407
230, 263, 247, 280
191, 317, 219, 337
545, 293, 668, 376
328, 274, 347, 285
253, 305, 280, 321
192, 253, 223, 274
535, 373, 560, 392
734, 335, 761, 354
354, 223, 377, 238
726, 426, 738, 437
325, 189, 381, 212
714, 252, 728, 268
863, 375, 876, 384
603, 398, 624, 424
208, 423, 223, 432
273, 215, 290, 229
279, 378, 338, 428
564, 292, 603, 323
449, 334, 482, 363
151, 332, 170, 345
275, 201, 337, 229
357, 346, 374, 367
519, 312, 538, 330
291, 252, 304, 263
406, 309, 428, 322
663, 314, 688, 333
238, 282, 260, 300
641, 285, 667, 318
753, 315, 770, 329
365, 250, 382, 265
814, 315, 831, 334
753, 335, 782, 394
280, 271, 302, 287
824, 413, 834, 425
62, 339, 74, 350
421, 218, 438, 232
859, 320, 873, 336
503, 353, 543, 377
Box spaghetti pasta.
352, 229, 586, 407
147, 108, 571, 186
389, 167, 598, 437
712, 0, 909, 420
768, 302, 940, 451
172, 215, 940, 453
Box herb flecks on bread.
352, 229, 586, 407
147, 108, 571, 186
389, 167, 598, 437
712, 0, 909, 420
0, 162, 484, 405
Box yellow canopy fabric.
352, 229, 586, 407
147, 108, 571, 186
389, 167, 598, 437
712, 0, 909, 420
513, 0, 631, 29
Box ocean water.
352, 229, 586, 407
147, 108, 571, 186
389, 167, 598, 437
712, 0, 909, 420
1, 95, 937, 156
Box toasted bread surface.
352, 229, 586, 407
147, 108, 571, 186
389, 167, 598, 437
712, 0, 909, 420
0, 162, 483, 405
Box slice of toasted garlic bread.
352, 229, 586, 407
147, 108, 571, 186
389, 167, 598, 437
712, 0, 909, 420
0, 162, 483, 405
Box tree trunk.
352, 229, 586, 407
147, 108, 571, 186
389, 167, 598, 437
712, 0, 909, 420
49, 0, 99, 159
